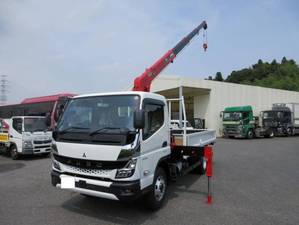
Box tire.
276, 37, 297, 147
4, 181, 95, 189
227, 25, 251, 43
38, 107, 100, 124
42, 153, 51, 157
265, 129, 274, 138
145, 167, 167, 211
247, 130, 254, 139
10, 145, 19, 160
191, 157, 206, 175
286, 127, 292, 136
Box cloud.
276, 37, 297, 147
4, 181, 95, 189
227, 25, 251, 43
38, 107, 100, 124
0, 0, 298, 104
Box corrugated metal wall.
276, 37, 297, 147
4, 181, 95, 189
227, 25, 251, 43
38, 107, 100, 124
152, 76, 299, 136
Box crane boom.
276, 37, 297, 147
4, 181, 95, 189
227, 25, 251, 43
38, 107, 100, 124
133, 21, 207, 92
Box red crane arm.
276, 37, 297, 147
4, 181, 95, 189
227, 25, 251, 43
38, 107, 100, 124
133, 21, 207, 92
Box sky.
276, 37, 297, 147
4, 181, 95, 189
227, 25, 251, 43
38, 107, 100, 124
0, 0, 299, 104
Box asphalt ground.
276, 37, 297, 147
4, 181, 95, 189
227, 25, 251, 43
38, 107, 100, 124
0, 137, 298, 225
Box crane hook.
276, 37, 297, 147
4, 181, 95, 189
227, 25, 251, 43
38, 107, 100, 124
203, 43, 208, 51
203, 29, 208, 51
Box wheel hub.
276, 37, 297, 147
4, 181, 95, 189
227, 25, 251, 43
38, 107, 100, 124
154, 175, 166, 201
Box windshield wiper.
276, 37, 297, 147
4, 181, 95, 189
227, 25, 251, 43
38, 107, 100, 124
89, 127, 121, 136
59, 126, 89, 134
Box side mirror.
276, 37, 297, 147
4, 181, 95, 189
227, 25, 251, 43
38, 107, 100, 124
46, 114, 51, 127
54, 105, 64, 122
220, 111, 223, 118
134, 109, 145, 129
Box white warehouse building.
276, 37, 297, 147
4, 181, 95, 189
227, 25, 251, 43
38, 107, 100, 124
151, 76, 299, 136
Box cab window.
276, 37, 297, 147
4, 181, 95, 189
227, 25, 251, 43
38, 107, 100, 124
143, 104, 164, 140
13, 118, 23, 134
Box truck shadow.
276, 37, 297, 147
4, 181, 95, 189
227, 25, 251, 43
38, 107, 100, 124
61, 174, 206, 225
0, 162, 25, 173
0, 152, 50, 161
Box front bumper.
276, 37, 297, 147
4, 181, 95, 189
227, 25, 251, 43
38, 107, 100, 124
223, 130, 245, 138
22, 146, 51, 155
51, 170, 144, 201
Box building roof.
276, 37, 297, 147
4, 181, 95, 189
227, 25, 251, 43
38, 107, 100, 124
21, 93, 75, 104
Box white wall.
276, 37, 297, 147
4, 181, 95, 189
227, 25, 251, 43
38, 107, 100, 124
152, 76, 299, 136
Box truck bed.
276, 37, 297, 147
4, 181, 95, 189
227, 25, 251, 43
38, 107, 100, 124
171, 129, 216, 147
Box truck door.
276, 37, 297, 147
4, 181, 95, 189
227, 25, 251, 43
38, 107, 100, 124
11, 118, 23, 152
140, 101, 170, 189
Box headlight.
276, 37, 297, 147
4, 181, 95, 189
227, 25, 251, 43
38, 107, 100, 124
23, 140, 33, 148
51, 142, 58, 153
115, 158, 137, 179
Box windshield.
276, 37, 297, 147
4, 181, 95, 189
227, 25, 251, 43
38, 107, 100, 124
263, 111, 287, 119
24, 118, 47, 132
57, 95, 140, 133
223, 112, 242, 121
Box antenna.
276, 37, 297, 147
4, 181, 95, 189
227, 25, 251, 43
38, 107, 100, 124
0, 75, 8, 105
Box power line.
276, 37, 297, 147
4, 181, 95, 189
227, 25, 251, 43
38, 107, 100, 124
0, 75, 8, 105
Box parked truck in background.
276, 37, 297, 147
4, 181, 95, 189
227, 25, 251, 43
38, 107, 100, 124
261, 103, 299, 136
222, 105, 274, 138
51, 21, 216, 210
0, 93, 74, 129
0, 116, 52, 159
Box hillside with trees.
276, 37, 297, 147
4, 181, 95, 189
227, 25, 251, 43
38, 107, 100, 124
208, 57, 299, 92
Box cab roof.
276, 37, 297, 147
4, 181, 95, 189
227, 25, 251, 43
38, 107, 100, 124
73, 91, 166, 102
224, 105, 252, 112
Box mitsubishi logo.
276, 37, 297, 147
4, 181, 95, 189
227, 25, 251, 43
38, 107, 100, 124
82, 152, 86, 158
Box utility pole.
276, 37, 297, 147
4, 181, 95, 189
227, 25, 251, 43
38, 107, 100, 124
0, 75, 8, 105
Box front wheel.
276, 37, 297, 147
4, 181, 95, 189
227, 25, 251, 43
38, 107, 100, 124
265, 129, 274, 138
145, 167, 167, 211
10, 146, 19, 160
42, 152, 51, 157
247, 130, 254, 139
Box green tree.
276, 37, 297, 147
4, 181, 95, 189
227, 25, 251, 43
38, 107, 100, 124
225, 58, 299, 92
214, 72, 224, 81
281, 56, 287, 64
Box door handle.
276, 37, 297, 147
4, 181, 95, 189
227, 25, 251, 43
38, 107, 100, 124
162, 141, 167, 147
9, 135, 13, 138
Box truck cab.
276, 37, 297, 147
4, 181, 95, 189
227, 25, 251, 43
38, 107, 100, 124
222, 106, 254, 138
261, 104, 294, 136
0, 116, 52, 159
51, 91, 216, 209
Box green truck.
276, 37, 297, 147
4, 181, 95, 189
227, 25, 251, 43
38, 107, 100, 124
221, 105, 273, 138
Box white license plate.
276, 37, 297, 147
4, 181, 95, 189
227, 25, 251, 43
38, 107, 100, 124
60, 175, 75, 189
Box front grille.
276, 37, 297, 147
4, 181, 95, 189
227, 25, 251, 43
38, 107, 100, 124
53, 154, 128, 170
34, 140, 52, 144
225, 125, 238, 133
63, 164, 113, 177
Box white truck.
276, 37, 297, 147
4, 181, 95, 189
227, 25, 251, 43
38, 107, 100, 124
51, 92, 215, 209
0, 116, 52, 159
285, 103, 299, 134
51, 21, 215, 210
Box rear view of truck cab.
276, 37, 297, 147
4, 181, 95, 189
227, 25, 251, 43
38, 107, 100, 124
51, 91, 171, 208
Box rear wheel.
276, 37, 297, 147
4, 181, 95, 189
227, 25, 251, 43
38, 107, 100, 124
10, 145, 19, 160
191, 157, 206, 175
145, 167, 167, 211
